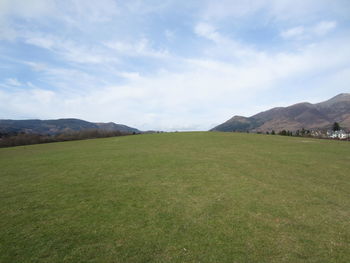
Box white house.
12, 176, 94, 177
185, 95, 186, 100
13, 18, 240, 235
327, 130, 349, 139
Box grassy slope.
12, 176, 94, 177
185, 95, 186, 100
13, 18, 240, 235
0, 132, 349, 263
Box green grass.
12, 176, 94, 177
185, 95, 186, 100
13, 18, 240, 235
0, 132, 349, 262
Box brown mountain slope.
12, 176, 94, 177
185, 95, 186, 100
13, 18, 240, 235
211, 93, 350, 132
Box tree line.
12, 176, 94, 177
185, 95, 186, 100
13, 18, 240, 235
0, 129, 136, 148
257, 128, 310, 136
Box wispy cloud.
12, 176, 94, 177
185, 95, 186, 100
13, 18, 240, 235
104, 38, 170, 58
200, 0, 350, 23
4, 78, 21, 87
280, 26, 305, 39
0, 0, 55, 18
281, 21, 337, 40
24, 33, 118, 64
313, 21, 337, 36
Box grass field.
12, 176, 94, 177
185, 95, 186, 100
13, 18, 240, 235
0, 132, 349, 262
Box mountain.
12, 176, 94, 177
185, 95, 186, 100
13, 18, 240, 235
211, 93, 350, 132
0, 118, 141, 135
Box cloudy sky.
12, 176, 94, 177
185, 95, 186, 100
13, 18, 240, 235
0, 0, 349, 131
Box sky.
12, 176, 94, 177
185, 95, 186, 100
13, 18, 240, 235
0, 0, 350, 131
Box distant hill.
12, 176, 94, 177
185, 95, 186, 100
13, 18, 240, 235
211, 93, 350, 132
0, 118, 141, 135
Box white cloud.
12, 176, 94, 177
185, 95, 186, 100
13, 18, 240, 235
281, 20, 337, 40
116, 71, 141, 81
194, 22, 265, 62
200, 0, 264, 20
313, 21, 337, 36
23, 62, 109, 93
31, 89, 56, 104
123, 0, 173, 15
200, 0, 350, 23
0, 0, 119, 43
194, 23, 221, 42
24, 33, 170, 66
281, 26, 305, 39
5, 78, 21, 87
56, 0, 119, 28
24, 33, 119, 64
105, 38, 169, 58
25, 36, 55, 49
0, 0, 55, 18
0, 0, 118, 22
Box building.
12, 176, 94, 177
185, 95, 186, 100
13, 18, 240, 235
327, 130, 349, 140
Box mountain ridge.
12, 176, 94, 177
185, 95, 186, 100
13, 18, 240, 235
211, 93, 350, 132
0, 118, 141, 135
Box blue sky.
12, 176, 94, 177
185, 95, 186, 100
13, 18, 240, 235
0, 0, 350, 131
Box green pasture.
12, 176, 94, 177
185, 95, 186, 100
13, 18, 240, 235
0, 132, 349, 262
